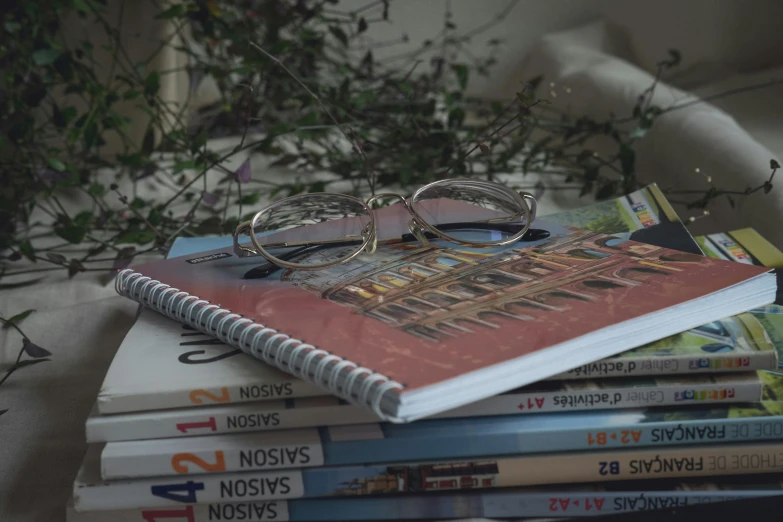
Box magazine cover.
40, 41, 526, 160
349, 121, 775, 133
115, 187, 776, 421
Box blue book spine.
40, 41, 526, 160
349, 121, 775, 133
319, 409, 783, 466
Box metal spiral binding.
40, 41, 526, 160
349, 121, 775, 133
115, 268, 405, 420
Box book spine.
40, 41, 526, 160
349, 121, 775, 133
73, 470, 304, 512
550, 350, 778, 380
102, 433, 326, 480
65, 488, 783, 521
101, 412, 783, 480
86, 377, 762, 443
86, 402, 379, 443
67, 502, 287, 522
98, 381, 326, 415
74, 442, 783, 511
114, 269, 405, 422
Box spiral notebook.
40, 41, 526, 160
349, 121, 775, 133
114, 198, 777, 423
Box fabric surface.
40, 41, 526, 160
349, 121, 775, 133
2, 18, 783, 522
515, 20, 783, 248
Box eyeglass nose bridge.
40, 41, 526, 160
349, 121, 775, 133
362, 221, 378, 255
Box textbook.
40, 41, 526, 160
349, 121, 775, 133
113, 190, 777, 423
96, 309, 324, 415
97, 305, 783, 479
85, 372, 762, 443
65, 476, 783, 521
72, 440, 783, 510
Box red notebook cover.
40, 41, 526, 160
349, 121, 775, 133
115, 199, 776, 422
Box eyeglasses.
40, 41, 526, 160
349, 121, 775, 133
232, 178, 544, 279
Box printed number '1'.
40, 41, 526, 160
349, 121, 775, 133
189, 387, 230, 404
142, 505, 195, 521
150, 480, 205, 504
172, 451, 227, 474
176, 418, 217, 434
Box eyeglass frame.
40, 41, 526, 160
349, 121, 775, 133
232, 178, 538, 272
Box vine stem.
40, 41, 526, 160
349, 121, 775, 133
0, 317, 30, 341
250, 42, 377, 195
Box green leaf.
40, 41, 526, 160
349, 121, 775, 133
47, 158, 66, 172
54, 225, 87, 244
18, 241, 35, 263
619, 144, 636, 176
195, 216, 223, 235
358, 17, 368, 33
142, 126, 156, 156
74, 211, 93, 227
116, 230, 157, 245
144, 71, 161, 97
23, 338, 51, 358
3, 310, 35, 329
32, 49, 60, 66
46, 253, 67, 265
84, 122, 99, 149
772, 159, 781, 170
68, 259, 85, 278
72, 0, 91, 13
155, 4, 187, 19
190, 129, 207, 154
448, 107, 465, 128
596, 182, 617, 200
329, 26, 348, 47
450, 64, 469, 90
88, 183, 105, 196
667, 49, 682, 67
237, 193, 260, 205
628, 127, 647, 140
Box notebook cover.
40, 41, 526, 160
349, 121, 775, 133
115, 191, 775, 421
101, 186, 765, 414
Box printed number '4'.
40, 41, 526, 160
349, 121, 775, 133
172, 451, 227, 474
150, 480, 205, 504
142, 505, 195, 521
189, 387, 230, 405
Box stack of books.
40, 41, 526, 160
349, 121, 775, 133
66, 185, 783, 521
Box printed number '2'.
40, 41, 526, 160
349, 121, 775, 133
142, 505, 195, 521
189, 387, 230, 405
172, 451, 227, 474
150, 480, 205, 504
